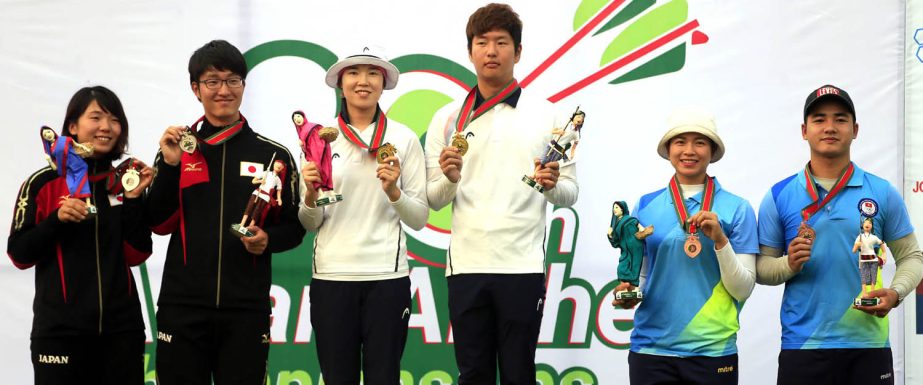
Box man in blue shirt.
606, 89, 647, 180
756, 84, 923, 385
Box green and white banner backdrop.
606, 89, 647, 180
905, 0, 923, 384
0, 0, 915, 384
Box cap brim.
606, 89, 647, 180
325, 55, 400, 90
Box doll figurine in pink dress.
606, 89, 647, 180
293, 110, 341, 206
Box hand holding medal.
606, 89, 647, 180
117, 158, 153, 198
687, 210, 728, 252
668, 175, 715, 258
158, 125, 192, 166
375, 144, 402, 202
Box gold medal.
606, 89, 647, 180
121, 169, 141, 192
684, 234, 702, 258
376, 143, 397, 164
451, 133, 469, 156
179, 129, 197, 154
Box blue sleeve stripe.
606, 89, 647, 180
638, 188, 665, 211
771, 174, 798, 201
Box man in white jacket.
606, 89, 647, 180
424, 4, 578, 384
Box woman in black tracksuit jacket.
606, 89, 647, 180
7, 86, 153, 385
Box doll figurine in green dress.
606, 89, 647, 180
608, 200, 653, 300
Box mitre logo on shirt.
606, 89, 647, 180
240, 161, 264, 177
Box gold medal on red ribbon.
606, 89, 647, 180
799, 162, 855, 240
451, 133, 469, 156
669, 175, 715, 258
451, 79, 520, 156
376, 143, 397, 164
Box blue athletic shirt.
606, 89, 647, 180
631, 178, 759, 357
758, 163, 913, 349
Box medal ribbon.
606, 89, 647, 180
800, 162, 854, 222
337, 101, 388, 155
176, 116, 246, 265
453, 78, 520, 134
88, 166, 122, 196
668, 175, 715, 234
189, 115, 246, 146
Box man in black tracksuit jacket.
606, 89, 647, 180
146, 40, 305, 385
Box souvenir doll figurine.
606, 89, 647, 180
40, 126, 97, 217
523, 106, 583, 193
293, 110, 342, 206
232, 155, 285, 237
608, 200, 653, 300
852, 217, 888, 306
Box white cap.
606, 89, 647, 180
325, 45, 400, 90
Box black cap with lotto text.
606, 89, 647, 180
803, 84, 856, 121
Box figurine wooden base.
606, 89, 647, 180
230, 223, 255, 238
615, 290, 643, 301
315, 194, 343, 207
85, 204, 98, 221
522, 175, 545, 193
854, 297, 880, 307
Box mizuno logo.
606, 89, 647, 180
184, 162, 203, 172
537, 298, 543, 311
402, 307, 410, 319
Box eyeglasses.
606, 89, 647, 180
197, 78, 244, 90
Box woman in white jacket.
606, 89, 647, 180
298, 45, 427, 385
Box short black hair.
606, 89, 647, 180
61, 86, 129, 161
466, 3, 523, 54
188, 40, 248, 84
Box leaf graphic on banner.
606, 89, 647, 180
593, 0, 656, 36
599, 0, 687, 66
573, 0, 609, 31
609, 43, 686, 84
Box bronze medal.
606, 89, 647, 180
451, 133, 469, 156
684, 234, 702, 258
179, 129, 197, 154
798, 222, 816, 241
376, 143, 397, 164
